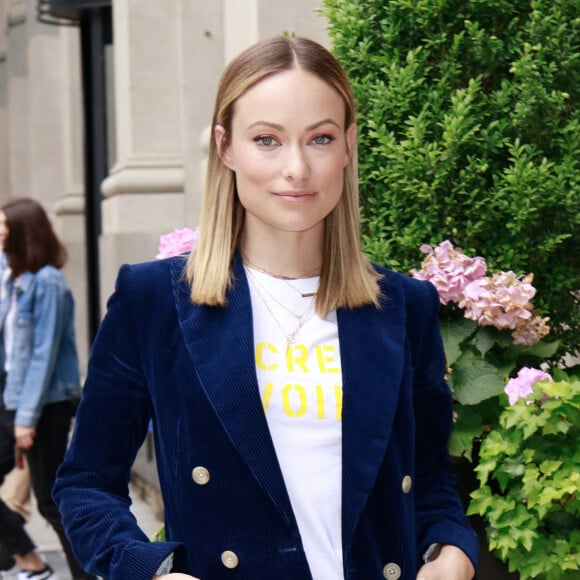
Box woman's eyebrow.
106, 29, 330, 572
246, 118, 342, 131
306, 118, 342, 131
246, 121, 284, 131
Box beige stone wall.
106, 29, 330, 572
0, 2, 9, 198
0, 0, 89, 373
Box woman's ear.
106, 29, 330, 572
344, 123, 357, 165
214, 125, 234, 170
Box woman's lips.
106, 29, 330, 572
274, 190, 316, 201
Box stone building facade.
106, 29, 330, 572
0, 0, 328, 511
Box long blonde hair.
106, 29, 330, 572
188, 36, 381, 316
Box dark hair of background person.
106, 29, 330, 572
2, 198, 67, 277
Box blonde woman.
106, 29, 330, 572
54, 37, 478, 580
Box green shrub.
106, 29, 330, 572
469, 370, 580, 579
322, 0, 579, 358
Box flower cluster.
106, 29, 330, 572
411, 240, 549, 345
411, 241, 487, 304
460, 271, 536, 327
504, 366, 553, 405
156, 227, 198, 259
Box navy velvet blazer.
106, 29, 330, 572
54, 254, 478, 580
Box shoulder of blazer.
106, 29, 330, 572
372, 262, 441, 347
372, 262, 440, 313
119, 255, 189, 294
109, 256, 190, 326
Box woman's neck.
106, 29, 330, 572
240, 232, 322, 280
242, 253, 320, 280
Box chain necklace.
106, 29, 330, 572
246, 266, 314, 320
245, 266, 316, 350
281, 278, 318, 299
242, 254, 319, 298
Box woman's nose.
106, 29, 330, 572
282, 144, 310, 182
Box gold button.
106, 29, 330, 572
383, 562, 401, 579
402, 475, 412, 494
192, 466, 210, 485
221, 550, 239, 569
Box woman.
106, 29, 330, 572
54, 37, 478, 579
0, 198, 94, 580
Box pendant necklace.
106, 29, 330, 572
246, 265, 315, 319
245, 266, 316, 350
281, 278, 318, 299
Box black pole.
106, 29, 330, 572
79, 7, 111, 342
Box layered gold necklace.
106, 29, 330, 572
242, 254, 319, 298
245, 265, 318, 350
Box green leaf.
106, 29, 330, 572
539, 460, 563, 476
451, 350, 508, 405
440, 316, 478, 367
475, 457, 499, 485
467, 486, 494, 516
472, 327, 498, 357
449, 404, 484, 459
496, 457, 525, 491
514, 340, 561, 359
522, 415, 542, 439
540, 380, 575, 398
519, 528, 538, 552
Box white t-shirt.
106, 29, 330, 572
245, 266, 344, 580
4, 288, 17, 372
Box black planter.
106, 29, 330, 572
451, 453, 520, 579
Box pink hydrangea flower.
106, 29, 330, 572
460, 271, 537, 330
156, 227, 198, 259
410, 240, 487, 304
504, 367, 553, 405
512, 314, 551, 345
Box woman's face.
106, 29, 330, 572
217, 68, 355, 240
0, 211, 8, 251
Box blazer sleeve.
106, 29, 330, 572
407, 278, 479, 571
53, 264, 184, 579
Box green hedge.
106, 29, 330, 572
322, 0, 579, 358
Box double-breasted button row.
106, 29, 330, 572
191, 466, 405, 575
192, 466, 210, 485
191, 467, 238, 570
383, 562, 401, 579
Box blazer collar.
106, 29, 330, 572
173, 256, 406, 547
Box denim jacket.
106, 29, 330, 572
0, 262, 81, 427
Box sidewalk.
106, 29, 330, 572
0, 483, 164, 579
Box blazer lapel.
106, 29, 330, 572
172, 255, 296, 528
339, 271, 406, 551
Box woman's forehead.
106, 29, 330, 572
231, 69, 346, 130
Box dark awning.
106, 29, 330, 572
39, 0, 111, 21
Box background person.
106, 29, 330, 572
54, 37, 478, 579
0, 197, 95, 580
0, 458, 32, 571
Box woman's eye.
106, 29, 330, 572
254, 136, 277, 147
312, 134, 334, 145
